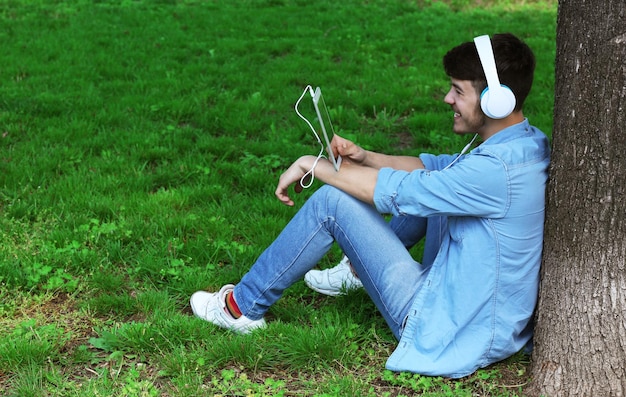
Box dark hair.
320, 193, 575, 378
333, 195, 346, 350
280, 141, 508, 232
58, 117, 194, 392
443, 33, 536, 111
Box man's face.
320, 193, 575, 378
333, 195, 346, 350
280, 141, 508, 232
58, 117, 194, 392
444, 78, 486, 135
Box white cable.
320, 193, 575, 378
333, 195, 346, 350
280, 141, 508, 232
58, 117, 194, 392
294, 85, 327, 188
442, 133, 478, 171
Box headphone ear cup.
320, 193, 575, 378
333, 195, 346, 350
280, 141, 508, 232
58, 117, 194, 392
480, 85, 516, 119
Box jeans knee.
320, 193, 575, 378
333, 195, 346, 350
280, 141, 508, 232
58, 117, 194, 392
313, 184, 341, 198
309, 185, 349, 208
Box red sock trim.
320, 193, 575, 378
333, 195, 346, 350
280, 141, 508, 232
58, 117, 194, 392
225, 291, 242, 319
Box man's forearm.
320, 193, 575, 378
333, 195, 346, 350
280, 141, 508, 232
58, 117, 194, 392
362, 150, 425, 171
302, 157, 379, 205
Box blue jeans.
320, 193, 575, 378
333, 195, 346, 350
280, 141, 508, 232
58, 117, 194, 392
234, 185, 446, 339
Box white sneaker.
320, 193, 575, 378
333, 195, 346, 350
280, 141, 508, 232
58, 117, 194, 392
304, 256, 363, 296
190, 284, 266, 334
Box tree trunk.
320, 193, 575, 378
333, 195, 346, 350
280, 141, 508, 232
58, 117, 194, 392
528, 0, 626, 396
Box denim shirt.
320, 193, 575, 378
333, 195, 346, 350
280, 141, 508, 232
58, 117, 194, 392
373, 119, 550, 378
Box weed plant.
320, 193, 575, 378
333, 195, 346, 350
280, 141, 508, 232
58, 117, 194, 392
0, 0, 555, 395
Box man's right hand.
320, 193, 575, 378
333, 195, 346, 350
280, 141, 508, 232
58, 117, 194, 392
331, 134, 367, 166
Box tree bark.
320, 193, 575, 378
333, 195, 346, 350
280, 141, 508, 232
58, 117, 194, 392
528, 0, 626, 396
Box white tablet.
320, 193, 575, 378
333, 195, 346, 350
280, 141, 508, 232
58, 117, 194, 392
311, 87, 342, 171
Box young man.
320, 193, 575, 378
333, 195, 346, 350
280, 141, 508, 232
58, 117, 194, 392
190, 33, 550, 378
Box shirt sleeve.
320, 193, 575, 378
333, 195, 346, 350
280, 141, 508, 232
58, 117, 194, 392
374, 152, 510, 218
419, 153, 457, 171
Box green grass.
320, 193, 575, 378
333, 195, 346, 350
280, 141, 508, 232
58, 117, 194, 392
0, 0, 555, 395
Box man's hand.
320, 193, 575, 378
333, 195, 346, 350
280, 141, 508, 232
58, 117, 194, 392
275, 156, 316, 206
331, 134, 367, 165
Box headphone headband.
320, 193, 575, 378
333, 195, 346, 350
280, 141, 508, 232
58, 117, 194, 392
473, 35, 516, 119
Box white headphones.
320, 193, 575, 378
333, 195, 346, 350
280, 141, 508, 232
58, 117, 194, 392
474, 35, 516, 119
